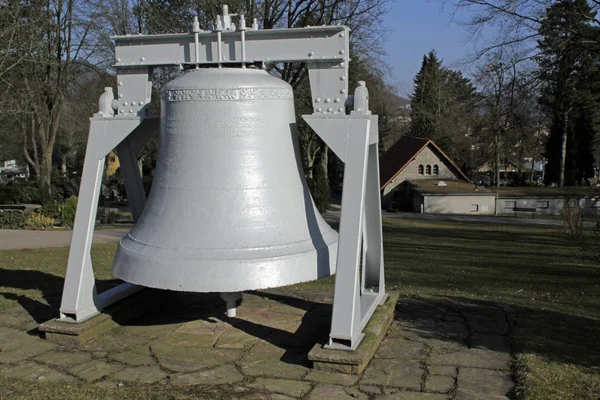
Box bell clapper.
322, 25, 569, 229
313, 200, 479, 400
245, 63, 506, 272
220, 292, 242, 317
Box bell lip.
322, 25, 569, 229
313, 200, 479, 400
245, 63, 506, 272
111, 238, 338, 293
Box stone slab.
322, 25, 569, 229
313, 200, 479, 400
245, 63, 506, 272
457, 368, 513, 397
374, 393, 449, 400
116, 365, 168, 383
69, 359, 125, 381
308, 291, 399, 374
39, 288, 173, 345
360, 359, 423, 390
170, 364, 244, 386
247, 377, 313, 397
428, 348, 511, 371
0, 361, 76, 382
307, 384, 368, 400
305, 370, 360, 386
34, 350, 92, 368
426, 374, 455, 393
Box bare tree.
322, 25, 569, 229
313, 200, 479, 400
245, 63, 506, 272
0, 0, 108, 200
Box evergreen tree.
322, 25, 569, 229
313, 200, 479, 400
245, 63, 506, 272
538, 0, 600, 186
409, 50, 478, 165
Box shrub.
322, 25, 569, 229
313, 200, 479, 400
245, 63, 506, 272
107, 211, 118, 224
0, 212, 25, 229
0, 183, 41, 204
59, 196, 78, 228
40, 202, 61, 220
25, 213, 54, 230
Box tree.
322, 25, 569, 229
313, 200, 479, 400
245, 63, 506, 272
0, 1, 108, 201
538, 0, 600, 186
409, 50, 478, 166
474, 45, 542, 187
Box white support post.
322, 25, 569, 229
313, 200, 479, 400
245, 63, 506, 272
59, 117, 144, 322
303, 82, 386, 351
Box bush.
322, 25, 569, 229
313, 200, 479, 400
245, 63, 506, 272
40, 202, 60, 219
25, 213, 54, 230
59, 196, 78, 228
0, 183, 41, 204
0, 212, 25, 229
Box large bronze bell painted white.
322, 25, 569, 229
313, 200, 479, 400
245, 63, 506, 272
111, 68, 338, 293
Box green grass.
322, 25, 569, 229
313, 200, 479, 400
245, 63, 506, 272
0, 218, 599, 399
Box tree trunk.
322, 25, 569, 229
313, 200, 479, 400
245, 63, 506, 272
61, 154, 67, 176
39, 149, 53, 202
495, 135, 500, 188
559, 113, 568, 187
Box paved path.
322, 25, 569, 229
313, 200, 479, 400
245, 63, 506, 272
0, 289, 515, 399
0, 228, 128, 250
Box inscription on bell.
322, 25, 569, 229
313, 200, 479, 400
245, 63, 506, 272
163, 87, 293, 102
164, 115, 264, 136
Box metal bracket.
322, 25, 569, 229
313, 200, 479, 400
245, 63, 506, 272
303, 82, 385, 350
58, 117, 157, 321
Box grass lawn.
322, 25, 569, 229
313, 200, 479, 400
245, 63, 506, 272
0, 218, 599, 399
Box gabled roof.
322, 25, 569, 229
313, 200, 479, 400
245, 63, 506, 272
379, 136, 470, 189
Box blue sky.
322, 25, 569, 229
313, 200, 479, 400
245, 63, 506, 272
381, 0, 484, 97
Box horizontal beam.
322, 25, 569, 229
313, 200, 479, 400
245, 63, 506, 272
113, 26, 349, 67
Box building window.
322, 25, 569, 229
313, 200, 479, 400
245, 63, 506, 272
505, 201, 516, 209
537, 200, 549, 209
433, 165, 439, 175
426, 165, 431, 175
418, 165, 424, 175
471, 204, 479, 212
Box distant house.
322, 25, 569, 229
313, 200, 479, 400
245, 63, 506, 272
379, 137, 469, 204
379, 137, 496, 214
0, 160, 29, 183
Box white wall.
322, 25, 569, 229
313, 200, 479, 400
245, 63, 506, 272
423, 195, 497, 215
497, 196, 600, 216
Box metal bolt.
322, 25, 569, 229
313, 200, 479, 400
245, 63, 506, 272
129, 109, 134, 113
117, 58, 121, 62
338, 108, 344, 113
140, 57, 145, 62
123, 102, 128, 106
327, 108, 333, 112
339, 32, 345, 37
131, 102, 136, 106
317, 107, 323, 112
339, 50, 345, 55
340, 76, 346, 81
118, 81, 123, 86
308, 52, 314, 58
120, 109, 125, 113
325, 98, 331, 103
140, 100, 144, 104
340, 62, 345, 67
119, 94, 123, 98
340, 89, 346, 94
334, 98, 340, 103
315, 98, 321, 103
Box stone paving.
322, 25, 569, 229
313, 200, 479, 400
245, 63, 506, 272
0, 290, 515, 399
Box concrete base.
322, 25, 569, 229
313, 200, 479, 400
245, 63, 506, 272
308, 290, 399, 374
39, 288, 173, 345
